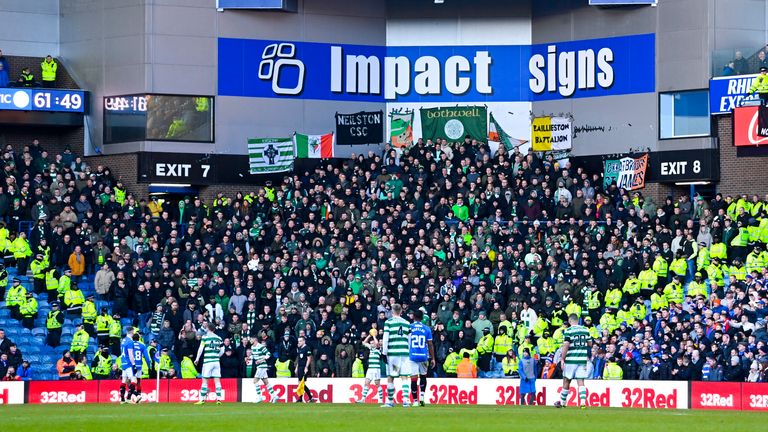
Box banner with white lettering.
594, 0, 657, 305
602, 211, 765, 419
709, 74, 760, 115
420, 106, 488, 143
335, 111, 383, 145
603, 154, 648, 190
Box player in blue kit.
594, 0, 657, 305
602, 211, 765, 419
408, 310, 434, 406
119, 326, 137, 404
131, 333, 152, 403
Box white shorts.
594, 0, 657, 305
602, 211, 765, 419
254, 368, 269, 380
201, 362, 221, 378
386, 356, 411, 377
563, 363, 590, 380
413, 360, 428, 376
365, 368, 381, 381
121, 367, 135, 380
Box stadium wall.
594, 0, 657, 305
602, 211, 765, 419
1, 378, 767, 410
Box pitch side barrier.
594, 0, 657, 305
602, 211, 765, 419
1, 379, 767, 410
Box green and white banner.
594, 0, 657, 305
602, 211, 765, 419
420, 106, 488, 142
248, 137, 294, 174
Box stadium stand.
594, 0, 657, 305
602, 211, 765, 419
0, 134, 767, 384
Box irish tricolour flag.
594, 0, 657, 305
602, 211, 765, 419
295, 133, 335, 159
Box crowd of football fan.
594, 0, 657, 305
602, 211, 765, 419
0, 136, 767, 383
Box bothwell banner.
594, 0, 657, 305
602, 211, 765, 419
335, 111, 383, 145
420, 106, 488, 142
603, 154, 648, 190
218, 34, 655, 102
531, 116, 572, 151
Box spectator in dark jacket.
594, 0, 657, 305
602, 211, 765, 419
220, 347, 240, 378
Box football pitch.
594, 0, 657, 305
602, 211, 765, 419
0, 404, 762, 431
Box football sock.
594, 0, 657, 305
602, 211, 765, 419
401, 381, 410, 404
578, 386, 587, 406
410, 377, 418, 402
387, 382, 395, 403
267, 385, 276, 398
119, 384, 126, 401
362, 383, 371, 399
215, 385, 222, 400
200, 382, 209, 399
419, 374, 427, 402
560, 388, 569, 405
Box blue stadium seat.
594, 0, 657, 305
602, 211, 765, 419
0, 309, 9, 318
32, 328, 46, 336
61, 327, 74, 336
25, 345, 41, 354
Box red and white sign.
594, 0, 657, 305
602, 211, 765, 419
28, 380, 99, 404
742, 382, 768, 411
240, 378, 687, 408
0, 381, 25, 405
96, 379, 170, 403
691, 382, 741, 410
733, 105, 768, 146
167, 378, 238, 403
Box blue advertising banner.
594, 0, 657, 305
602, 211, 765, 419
218, 33, 655, 103
216, 0, 296, 10
709, 74, 759, 115
0, 88, 86, 113
589, 0, 657, 4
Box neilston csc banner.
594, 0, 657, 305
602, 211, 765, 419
335, 111, 383, 145
420, 106, 487, 142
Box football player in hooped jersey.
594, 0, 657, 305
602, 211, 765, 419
555, 314, 593, 409
408, 310, 434, 407
251, 335, 278, 403
381, 304, 411, 408
194, 323, 225, 405
356, 332, 385, 404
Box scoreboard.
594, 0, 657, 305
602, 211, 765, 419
0, 88, 87, 113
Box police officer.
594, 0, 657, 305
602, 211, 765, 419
81, 294, 97, 336
44, 266, 59, 303
750, 66, 768, 106
109, 313, 122, 355
442, 347, 459, 377
20, 292, 39, 329
5, 277, 25, 320
91, 345, 113, 380
30, 253, 46, 294
0, 263, 7, 300
476, 327, 494, 373
46, 301, 64, 348
70, 323, 90, 362
96, 308, 112, 348
41, 55, 58, 87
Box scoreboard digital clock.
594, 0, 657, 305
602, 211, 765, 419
0, 88, 87, 113
104, 95, 147, 112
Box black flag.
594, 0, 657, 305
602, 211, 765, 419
759, 104, 768, 137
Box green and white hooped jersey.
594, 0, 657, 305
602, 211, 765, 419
201, 333, 223, 365
563, 325, 591, 365
384, 317, 410, 357
252, 343, 271, 370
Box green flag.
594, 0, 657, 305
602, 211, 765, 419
488, 112, 527, 151
420, 106, 487, 142
248, 137, 294, 174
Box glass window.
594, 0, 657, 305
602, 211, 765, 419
104, 94, 214, 144
659, 90, 710, 139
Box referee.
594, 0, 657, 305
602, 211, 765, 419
295, 336, 317, 403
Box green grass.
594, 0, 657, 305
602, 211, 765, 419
0, 403, 762, 431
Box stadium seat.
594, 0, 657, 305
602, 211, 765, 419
32, 328, 46, 336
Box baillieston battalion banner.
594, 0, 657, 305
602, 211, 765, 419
335, 111, 384, 145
